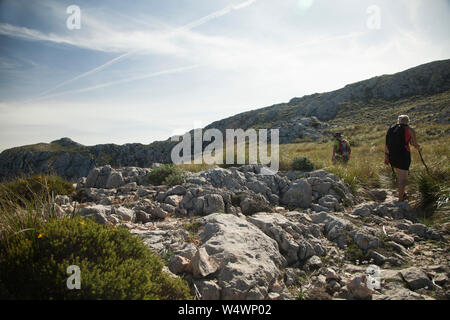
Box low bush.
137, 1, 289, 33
148, 165, 187, 186
291, 157, 315, 172
344, 243, 370, 264
410, 165, 450, 219
0, 217, 192, 300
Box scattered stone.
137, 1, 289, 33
434, 274, 448, 286
400, 267, 434, 291
281, 179, 312, 209
369, 251, 386, 265
390, 232, 415, 247
318, 195, 339, 211
368, 189, 389, 202
106, 171, 124, 189
194, 280, 221, 300
408, 224, 428, 238
78, 205, 110, 224
191, 247, 219, 279
285, 268, 301, 287
151, 206, 169, 219
168, 255, 192, 274
353, 202, 377, 217
304, 256, 323, 271
165, 195, 182, 207
347, 275, 373, 300
324, 268, 341, 282
352, 229, 381, 250
112, 206, 135, 222
55, 195, 70, 206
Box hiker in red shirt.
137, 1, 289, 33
332, 133, 351, 164
385, 115, 422, 202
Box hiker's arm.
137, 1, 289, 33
409, 128, 422, 151
384, 145, 390, 165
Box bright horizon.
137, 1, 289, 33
1, 0, 449, 152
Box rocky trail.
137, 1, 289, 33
53, 165, 449, 300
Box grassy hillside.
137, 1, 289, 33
330, 90, 450, 127
178, 121, 449, 227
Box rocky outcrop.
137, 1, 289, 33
196, 213, 289, 300
84, 165, 152, 189
0, 138, 175, 181
47, 164, 448, 301
248, 212, 325, 264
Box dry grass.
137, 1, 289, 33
0, 177, 70, 248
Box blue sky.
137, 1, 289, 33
0, 0, 449, 151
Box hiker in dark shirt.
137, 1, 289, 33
385, 115, 422, 202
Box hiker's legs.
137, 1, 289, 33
396, 168, 408, 202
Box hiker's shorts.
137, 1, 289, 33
389, 151, 411, 171
336, 155, 349, 163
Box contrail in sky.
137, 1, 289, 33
31, 65, 201, 101
31, 0, 258, 102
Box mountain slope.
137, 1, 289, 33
206, 59, 450, 131
1, 59, 449, 181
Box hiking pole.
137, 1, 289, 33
418, 150, 430, 174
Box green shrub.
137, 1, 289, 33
291, 157, 315, 172
164, 171, 188, 187
0, 175, 74, 205
410, 167, 450, 219
344, 243, 370, 263
148, 165, 187, 186
0, 217, 192, 300
413, 172, 440, 210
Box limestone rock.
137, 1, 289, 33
347, 275, 373, 300
168, 255, 192, 275
281, 179, 312, 209
191, 247, 219, 279
194, 280, 221, 300
112, 206, 135, 222
390, 232, 415, 247
199, 213, 286, 300
78, 205, 111, 224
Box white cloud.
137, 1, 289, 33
12, 0, 259, 101
0, 23, 75, 45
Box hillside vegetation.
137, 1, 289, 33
0, 176, 192, 300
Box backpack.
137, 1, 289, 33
338, 139, 351, 156
386, 124, 407, 154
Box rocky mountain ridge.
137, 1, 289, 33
1, 59, 449, 181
